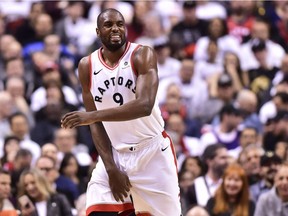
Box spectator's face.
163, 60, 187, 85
44, 35, 61, 56
275, 142, 288, 160
210, 148, 229, 177
23, 174, 41, 200
41, 144, 58, 162
63, 157, 78, 177
184, 157, 202, 178
275, 166, 288, 199
251, 21, 269, 40
34, 14, 53, 37
0, 173, 11, 200
224, 172, 243, 197
209, 18, 224, 38
6, 59, 24, 77
10, 115, 29, 139
179, 171, 194, 192
245, 149, 261, 175
179, 60, 194, 83
6, 78, 25, 98
217, 85, 235, 102
54, 129, 76, 153
36, 158, 56, 184
240, 128, 257, 148
261, 162, 280, 183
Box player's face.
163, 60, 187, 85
97, 11, 126, 52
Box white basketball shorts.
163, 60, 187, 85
86, 131, 182, 216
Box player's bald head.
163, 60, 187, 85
97, 8, 125, 28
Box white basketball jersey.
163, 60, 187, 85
89, 42, 164, 150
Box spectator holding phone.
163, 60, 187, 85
18, 168, 73, 216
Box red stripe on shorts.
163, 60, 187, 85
86, 203, 134, 216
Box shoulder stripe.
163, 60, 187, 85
130, 44, 142, 77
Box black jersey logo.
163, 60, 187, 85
94, 69, 103, 75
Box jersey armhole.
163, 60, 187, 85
130, 45, 142, 77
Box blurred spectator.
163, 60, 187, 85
275, 141, 288, 162
0, 135, 20, 172
169, 1, 207, 59
273, 55, 288, 87
247, 38, 279, 89
55, 1, 96, 57
135, 10, 166, 48
200, 104, 243, 153
0, 91, 14, 140
166, 113, 201, 165
227, 0, 256, 43
158, 59, 209, 121
239, 18, 285, 73
153, 36, 181, 81
238, 144, 264, 185
18, 168, 73, 216
268, 1, 288, 52
229, 127, 259, 159
10, 149, 32, 197
30, 67, 79, 113
59, 152, 87, 195
185, 205, 209, 216
235, 89, 262, 133
254, 164, 288, 216
186, 144, 228, 207
5, 76, 35, 128
179, 169, 196, 215
194, 18, 240, 65
179, 156, 202, 181
194, 40, 222, 82
259, 92, 288, 125
35, 155, 79, 208
206, 163, 255, 216
0, 168, 18, 215
250, 151, 282, 203
53, 128, 92, 169
41, 143, 59, 167
14, 2, 45, 46
8, 112, 40, 164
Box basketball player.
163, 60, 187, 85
61, 8, 182, 216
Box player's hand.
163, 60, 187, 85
61, 111, 94, 128
107, 168, 132, 202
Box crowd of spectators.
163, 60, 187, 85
1, 1, 288, 216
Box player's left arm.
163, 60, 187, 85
61, 46, 159, 128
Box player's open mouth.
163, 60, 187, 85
111, 35, 121, 41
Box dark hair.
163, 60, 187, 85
15, 149, 32, 160
274, 92, 288, 104
59, 152, 79, 176
202, 143, 226, 164
1, 135, 20, 165
219, 104, 240, 121
208, 18, 228, 39
240, 127, 258, 136
179, 156, 203, 176
8, 112, 28, 125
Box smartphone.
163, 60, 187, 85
18, 195, 32, 209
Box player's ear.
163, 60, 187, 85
96, 28, 100, 36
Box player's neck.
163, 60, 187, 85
102, 43, 127, 66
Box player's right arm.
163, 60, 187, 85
77, 56, 131, 202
